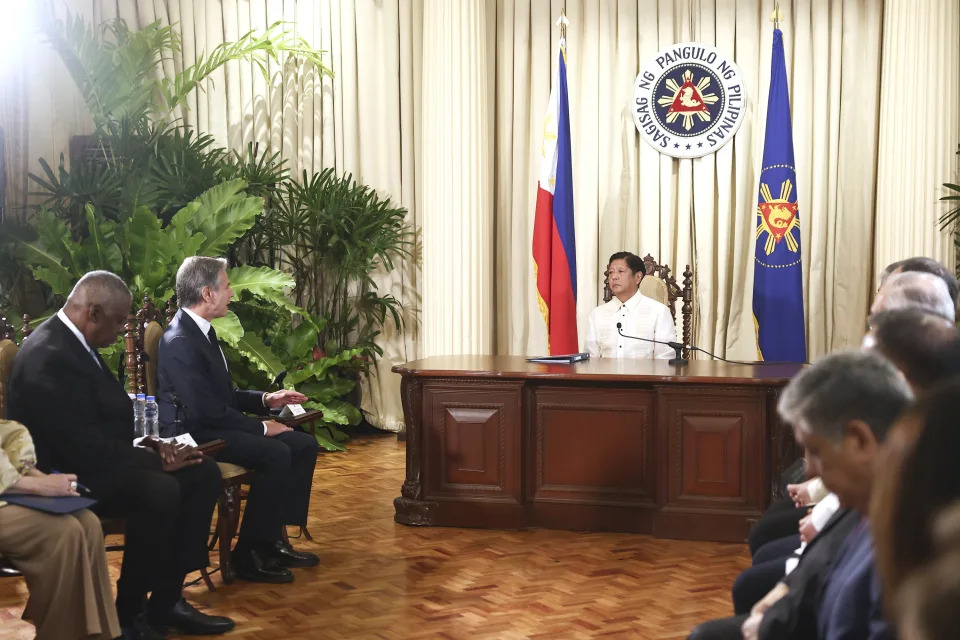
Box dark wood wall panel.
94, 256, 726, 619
659, 387, 765, 512
530, 387, 655, 505
422, 381, 522, 502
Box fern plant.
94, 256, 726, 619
43, 12, 331, 134
254, 169, 412, 365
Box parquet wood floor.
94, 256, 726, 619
0, 435, 749, 639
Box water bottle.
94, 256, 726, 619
133, 393, 146, 438
144, 396, 159, 438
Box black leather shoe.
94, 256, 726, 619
120, 615, 167, 640
265, 540, 320, 568
233, 548, 294, 583
147, 599, 235, 636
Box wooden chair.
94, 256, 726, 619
128, 296, 255, 586
129, 297, 323, 583
602, 253, 693, 356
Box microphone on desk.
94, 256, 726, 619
616, 322, 688, 366
615, 323, 802, 367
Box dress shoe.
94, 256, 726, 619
120, 615, 167, 640
233, 547, 294, 583
265, 539, 320, 568
147, 598, 235, 636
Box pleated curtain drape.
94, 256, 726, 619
1, 0, 957, 431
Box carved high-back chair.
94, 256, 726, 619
602, 254, 693, 356
124, 297, 253, 587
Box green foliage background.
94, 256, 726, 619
0, 11, 410, 450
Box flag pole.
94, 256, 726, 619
770, 1, 782, 29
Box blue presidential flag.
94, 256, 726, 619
752, 29, 807, 363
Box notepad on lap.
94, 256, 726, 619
1, 494, 97, 514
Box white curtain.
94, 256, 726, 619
0, 0, 422, 432
493, 0, 895, 360
3, 0, 958, 430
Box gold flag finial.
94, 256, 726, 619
556, 9, 569, 40
770, 1, 783, 29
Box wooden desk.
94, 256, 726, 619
392, 356, 804, 542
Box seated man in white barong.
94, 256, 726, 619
584, 251, 676, 359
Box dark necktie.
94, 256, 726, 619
206, 325, 228, 370
88, 346, 102, 370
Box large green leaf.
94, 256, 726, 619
286, 348, 363, 385
17, 210, 78, 296
170, 179, 263, 255
234, 331, 285, 380
283, 321, 319, 360
226, 265, 313, 318
294, 376, 355, 404
210, 311, 244, 346
321, 399, 362, 426
227, 265, 293, 296
82, 204, 123, 272
309, 426, 347, 452
123, 206, 176, 293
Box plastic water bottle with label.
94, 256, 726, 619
144, 396, 160, 438
133, 393, 146, 438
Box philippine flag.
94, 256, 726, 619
532, 37, 578, 355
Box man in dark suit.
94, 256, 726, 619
6, 271, 234, 639
156, 256, 319, 583
688, 351, 912, 640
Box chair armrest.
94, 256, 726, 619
196, 439, 227, 457
276, 410, 324, 428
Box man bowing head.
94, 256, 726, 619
157, 256, 319, 584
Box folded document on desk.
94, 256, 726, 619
526, 353, 590, 364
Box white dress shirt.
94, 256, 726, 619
182, 307, 269, 435
584, 291, 676, 359
785, 492, 840, 575
57, 309, 102, 369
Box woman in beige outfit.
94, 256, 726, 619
0, 420, 120, 640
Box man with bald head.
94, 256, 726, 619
6, 271, 234, 638
864, 308, 960, 391
879, 256, 959, 309
871, 271, 955, 321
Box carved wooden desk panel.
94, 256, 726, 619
393, 356, 803, 543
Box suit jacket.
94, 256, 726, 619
156, 309, 268, 438
817, 520, 890, 640
5, 315, 161, 493
758, 507, 860, 640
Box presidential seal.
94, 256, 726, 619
632, 42, 745, 159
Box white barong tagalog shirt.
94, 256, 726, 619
584, 291, 676, 359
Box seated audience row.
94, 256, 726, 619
690, 255, 960, 640
3, 259, 322, 639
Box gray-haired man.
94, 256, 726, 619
157, 257, 319, 584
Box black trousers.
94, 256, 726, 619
199, 428, 319, 545
748, 498, 808, 555
731, 535, 798, 614
91, 453, 221, 624
688, 614, 749, 640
